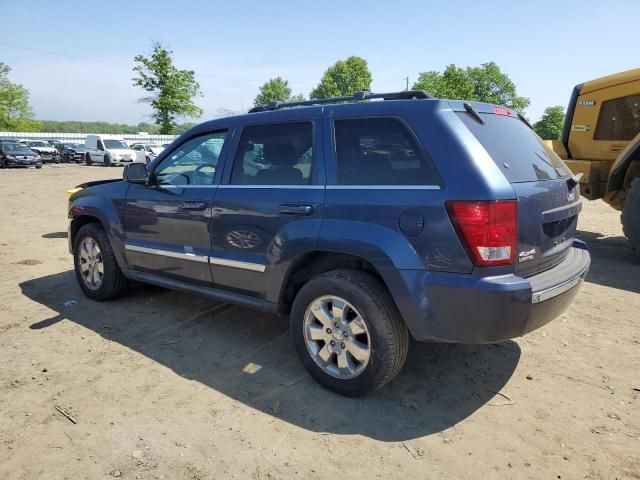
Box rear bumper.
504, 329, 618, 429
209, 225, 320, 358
394, 240, 590, 343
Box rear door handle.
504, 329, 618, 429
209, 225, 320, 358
180, 201, 207, 211
279, 204, 313, 216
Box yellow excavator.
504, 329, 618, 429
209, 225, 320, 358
549, 67, 640, 254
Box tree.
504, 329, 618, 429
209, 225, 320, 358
132, 42, 203, 134
310, 56, 372, 99
0, 62, 41, 132
413, 61, 530, 114
413, 65, 474, 100
254, 77, 304, 106
533, 106, 565, 140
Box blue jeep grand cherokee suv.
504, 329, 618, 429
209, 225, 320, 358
68, 91, 590, 396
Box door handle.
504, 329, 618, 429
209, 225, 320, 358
279, 204, 313, 216
180, 201, 207, 211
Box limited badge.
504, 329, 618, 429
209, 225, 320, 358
577, 100, 596, 107
572, 125, 591, 131
518, 248, 536, 263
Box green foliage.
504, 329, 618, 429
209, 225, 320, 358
0, 62, 42, 132
132, 42, 203, 134
533, 106, 565, 140
310, 56, 372, 99
254, 77, 304, 106
413, 61, 530, 114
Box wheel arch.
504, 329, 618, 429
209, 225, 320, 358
278, 251, 393, 314
608, 133, 640, 193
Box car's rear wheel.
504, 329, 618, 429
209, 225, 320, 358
35, 165, 42, 169
85, 153, 92, 166
290, 270, 409, 396
104, 154, 111, 167
73, 223, 128, 300
622, 177, 640, 255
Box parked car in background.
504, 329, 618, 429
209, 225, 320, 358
26, 140, 60, 163
57, 142, 86, 163
0, 139, 43, 168
130, 143, 164, 163
67, 91, 591, 396
84, 135, 135, 166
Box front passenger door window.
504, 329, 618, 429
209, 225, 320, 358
155, 131, 228, 186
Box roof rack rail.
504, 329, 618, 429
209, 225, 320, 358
248, 90, 434, 113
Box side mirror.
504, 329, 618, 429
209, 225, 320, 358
123, 162, 149, 184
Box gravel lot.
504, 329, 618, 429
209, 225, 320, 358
1, 164, 639, 480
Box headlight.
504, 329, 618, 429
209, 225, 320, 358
35, 155, 42, 160
6, 155, 16, 160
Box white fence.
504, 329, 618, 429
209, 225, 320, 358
0, 132, 178, 144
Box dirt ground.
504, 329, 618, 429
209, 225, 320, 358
0, 164, 638, 480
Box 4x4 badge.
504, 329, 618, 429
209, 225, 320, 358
518, 248, 536, 263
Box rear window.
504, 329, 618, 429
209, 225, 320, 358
457, 112, 571, 183
333, 117, 439, 185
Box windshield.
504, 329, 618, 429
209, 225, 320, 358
29, 141, 48, 147
3, 142, 31, 152
64, 143, 82, 148
456, 112, 572, 183
104, 139, 129, 149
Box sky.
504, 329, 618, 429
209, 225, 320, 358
1, 0, 638, 125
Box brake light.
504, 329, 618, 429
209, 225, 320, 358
493, 106, 512, 116
446, 200, 517, 266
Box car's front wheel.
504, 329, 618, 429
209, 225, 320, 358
73, 223, 128, 300
85, 153, 92, 166
290, 270, 409, 396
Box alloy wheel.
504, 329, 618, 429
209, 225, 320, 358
78, 236, 104, 290
303, 295, 371, 379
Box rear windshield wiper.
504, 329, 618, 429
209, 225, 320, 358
463, 102, 484, 125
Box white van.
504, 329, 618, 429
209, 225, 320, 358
84, 135, 136, 166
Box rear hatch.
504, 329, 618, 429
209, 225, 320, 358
455, 103, 580, 277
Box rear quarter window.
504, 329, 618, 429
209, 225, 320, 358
333, 117, 439, 185
457, 112, 571, 183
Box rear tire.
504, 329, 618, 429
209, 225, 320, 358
85, 153, 92, 166
73, 223, 128, 300
290, 269, 409, 396
621, 177, 640, 255
104, 154, 111, 167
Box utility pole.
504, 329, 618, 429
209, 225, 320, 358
404, 77, 409, 91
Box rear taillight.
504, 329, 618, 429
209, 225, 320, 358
446, 200, 517, 266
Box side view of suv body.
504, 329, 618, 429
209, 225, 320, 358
68, 91, 590, 396
84, 134, 135, 166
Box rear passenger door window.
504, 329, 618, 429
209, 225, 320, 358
333, 117, 438, 185
231, 122, 313, 185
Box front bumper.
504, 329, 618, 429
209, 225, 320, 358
395, 240, 590, 343
5, 158, 42, 167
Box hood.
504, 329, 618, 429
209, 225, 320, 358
76, 178, 122, 189
108, 148, 134, 154
149, 147, 164, 155
31, 146, 56, 152
6, 149, 37, 157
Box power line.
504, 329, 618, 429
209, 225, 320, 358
0, 41, 259, 83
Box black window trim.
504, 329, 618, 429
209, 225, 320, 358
227, 120, 318, 187
330, 114, 443, 188
150, 128, 231, 188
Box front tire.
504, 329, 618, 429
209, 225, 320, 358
290, 270, 409, 396
73, 223, 128, 300
85, 153, 92, 166
622, 177, 640, 255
